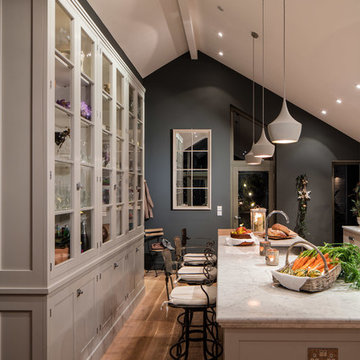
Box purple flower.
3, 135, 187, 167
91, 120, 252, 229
80, 101, 92, 120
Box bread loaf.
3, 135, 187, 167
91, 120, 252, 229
272, 223, 292, 236
267, 229, 287, 238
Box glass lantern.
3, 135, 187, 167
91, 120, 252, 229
250, 207, 266, 234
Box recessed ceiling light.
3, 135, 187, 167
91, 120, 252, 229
218, 51, 223, 56
321, 110, 327, 115
336, 99, 342, 104
218, 32, 223, 38
356, 84, 360, 89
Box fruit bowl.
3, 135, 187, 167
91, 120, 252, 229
230, 233, 251, 239
230, 226, 252, 239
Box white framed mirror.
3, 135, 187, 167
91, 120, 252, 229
172, 129, 211, 210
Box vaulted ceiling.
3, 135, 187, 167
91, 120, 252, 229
88, 0, 360, 142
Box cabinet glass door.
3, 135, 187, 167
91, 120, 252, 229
129, 174, 135, 203
136, 94, 144, 227
116, 173, 123, 236
116, 70, 124, 237
79, 27, 95, 254
128, 82, 135, 232
80, 29, 93, 80
116, 70, 123, 106
102, 53, 113, 243
54, 1, 74, 266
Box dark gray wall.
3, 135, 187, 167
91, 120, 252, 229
276, 108, 360, 244
144, 52, 360, 246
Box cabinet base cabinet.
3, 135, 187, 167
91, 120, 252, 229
0, 296, 46, 360
0, 241, 144, 360
223, 328, 360, 360
343, 228, 360, 247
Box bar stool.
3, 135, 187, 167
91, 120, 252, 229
161, 249, 222, 360
174, 236, 217, 266
144, 228, 165, 276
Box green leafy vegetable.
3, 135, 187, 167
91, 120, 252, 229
298, 243, 360, 289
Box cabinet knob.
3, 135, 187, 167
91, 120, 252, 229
76, 182, 83, 191
77, 288, 84, 297
136, 247, 139, 252
114, 262, 119, 268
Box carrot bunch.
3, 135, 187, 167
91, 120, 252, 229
280, 243, 360, 287
292, 251, 338, 274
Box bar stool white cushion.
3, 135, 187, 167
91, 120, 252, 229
169, 285, 217, 306
183, 253, 217, 265
177, 266, 217, 282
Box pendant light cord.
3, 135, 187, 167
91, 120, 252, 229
252, 36, 255, 144
283, 0, 286, 100
262, 0, 265, 129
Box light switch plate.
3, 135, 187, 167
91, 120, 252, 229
308, 348, 338, 360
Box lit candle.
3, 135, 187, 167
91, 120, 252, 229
259, 240, 271, 256
251, 207, 266, 234
254, 213, 263, 232
265, 248, 279, 266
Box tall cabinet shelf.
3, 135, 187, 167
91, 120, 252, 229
0, 0, 145, 359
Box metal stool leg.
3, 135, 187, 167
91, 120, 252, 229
202, 309, 208, 359
184, 309, 190, 360
170, 307, 223, 360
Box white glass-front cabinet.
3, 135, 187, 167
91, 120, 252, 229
52, 1, 100, 274
0, 1, 145, 359
49, 0, 145, 278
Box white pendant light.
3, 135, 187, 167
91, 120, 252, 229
268, 0, 302, 144
253, 0, 275, 158
246, 32, 262, 165
245, 151, 262, 165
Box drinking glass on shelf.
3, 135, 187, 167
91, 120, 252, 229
55, 183, 71, 210
81, 140, 90, 164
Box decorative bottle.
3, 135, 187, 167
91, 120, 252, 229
81, 215, 89, 252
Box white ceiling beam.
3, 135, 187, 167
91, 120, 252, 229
177, 0, 198, 60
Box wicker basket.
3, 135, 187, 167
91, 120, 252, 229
272, 240, 341, 292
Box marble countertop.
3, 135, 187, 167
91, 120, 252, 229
343, 226, 360, 234
217, 235, 360, 329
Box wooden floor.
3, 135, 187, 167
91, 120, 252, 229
102, 271, 223, 360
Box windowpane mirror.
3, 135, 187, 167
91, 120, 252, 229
172, 129, 211, 210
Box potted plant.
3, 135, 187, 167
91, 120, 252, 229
351, 182, 360, 226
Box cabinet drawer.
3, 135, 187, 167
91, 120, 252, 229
343, 230, 360, 247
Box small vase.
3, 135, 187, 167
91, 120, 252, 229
357, 217, 360, 226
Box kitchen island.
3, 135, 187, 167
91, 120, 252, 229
217, 235, 360, 360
